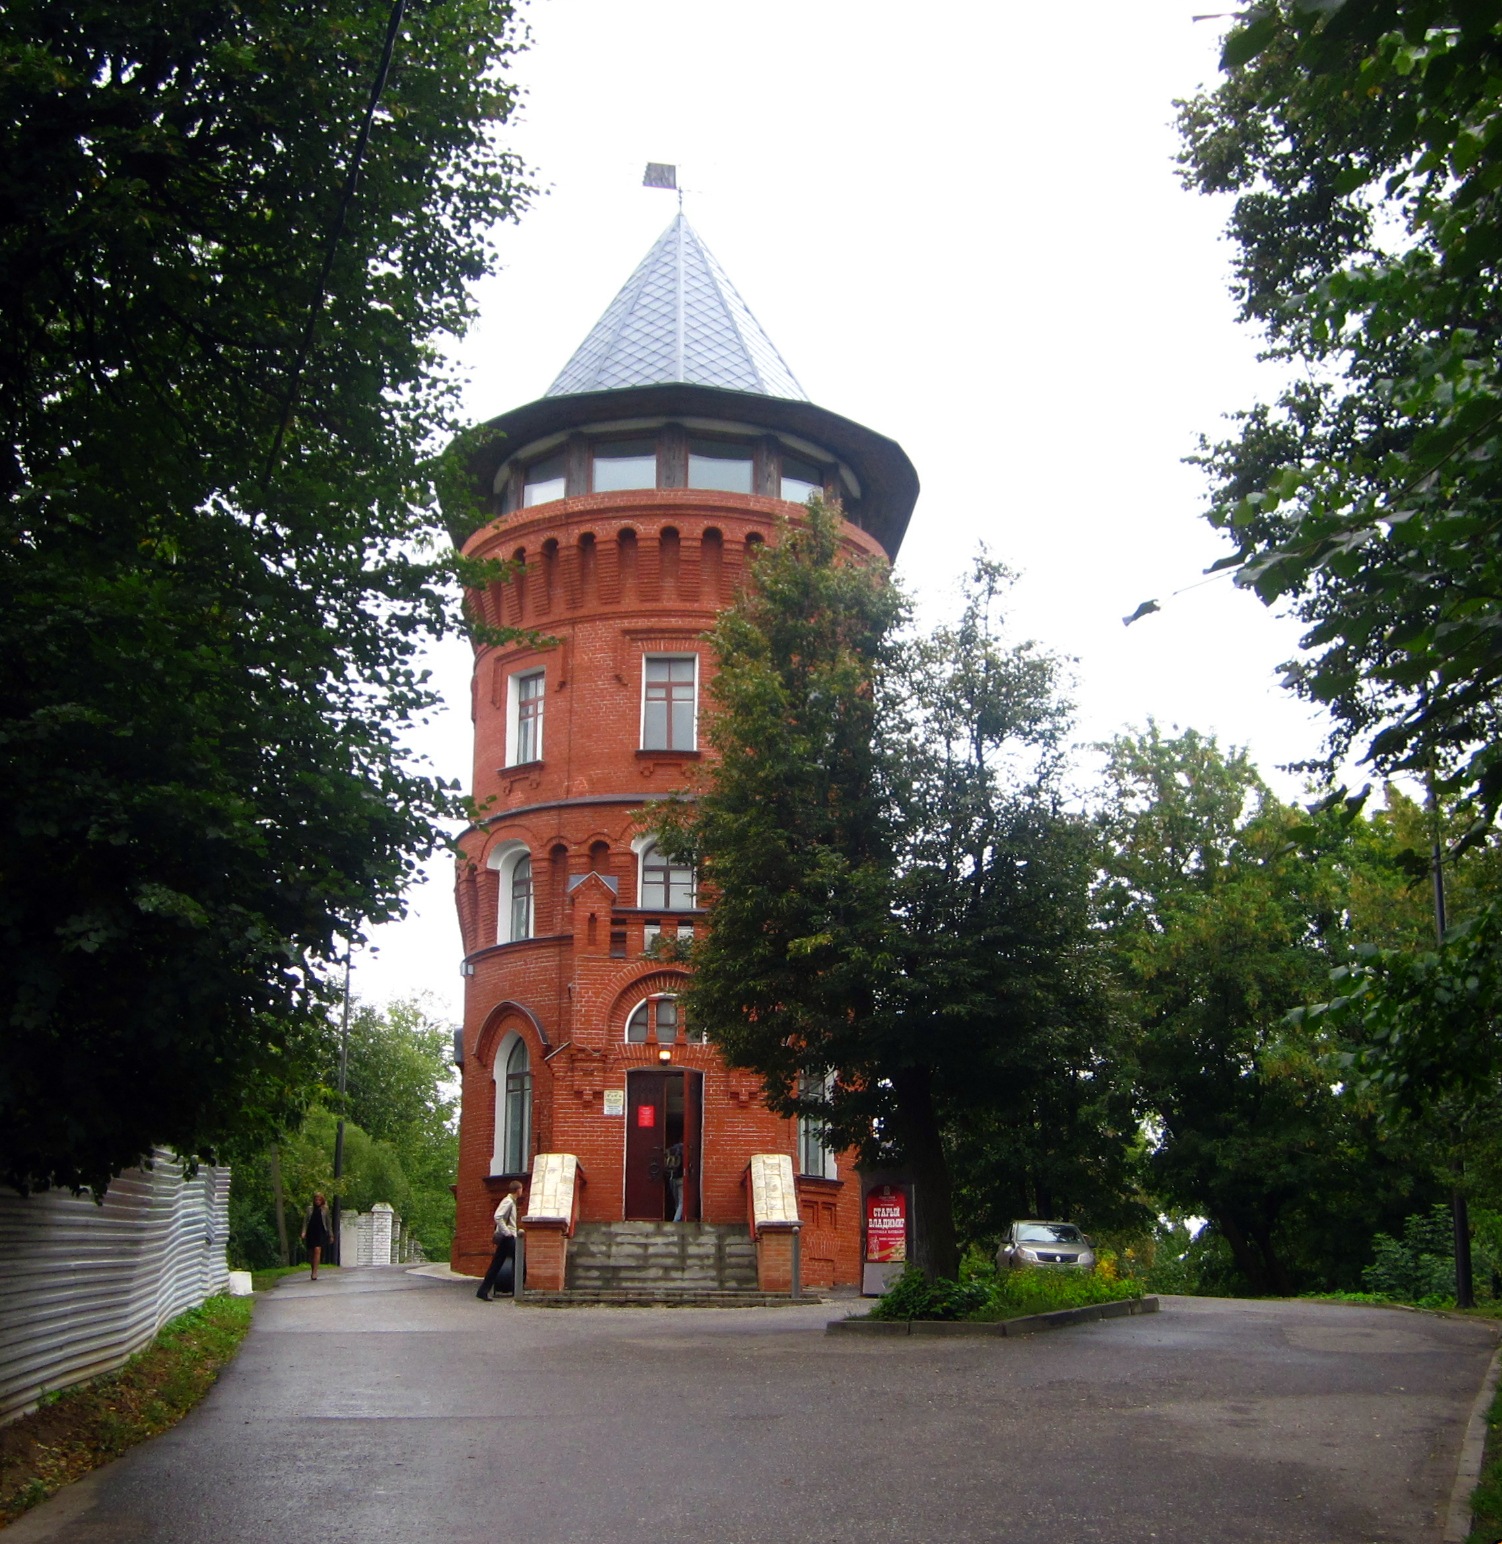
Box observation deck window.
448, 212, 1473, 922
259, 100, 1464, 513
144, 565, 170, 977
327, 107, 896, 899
687, 438, 753, 494
781, 455, 824, 504
523, 452, 566, 507
592, 438, 658, 492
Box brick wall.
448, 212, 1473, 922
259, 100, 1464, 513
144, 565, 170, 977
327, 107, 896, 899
452, 488, 878, 1285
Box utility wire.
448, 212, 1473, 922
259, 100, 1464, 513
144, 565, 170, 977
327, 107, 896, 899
262, 0, 408, 491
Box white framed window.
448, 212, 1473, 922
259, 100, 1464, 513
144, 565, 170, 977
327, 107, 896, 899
638, 840, 696, 911
641, 655, 697, 751
506, 669, 545, 766
488, 842, 534, 944
625, 993, 705, 1046
523, 451, 565, 507
592, 437, 657, 492
687, 437, 753, 493
509, 856, 533, 942
780, 454, 824, 504
798, 1073, 837, 1178
493, 1034, 532, 1174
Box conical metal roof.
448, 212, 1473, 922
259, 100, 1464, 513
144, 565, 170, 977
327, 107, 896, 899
545, 215, 807, 401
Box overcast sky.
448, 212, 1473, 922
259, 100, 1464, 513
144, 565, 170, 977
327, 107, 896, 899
358, 0, 1326, 1018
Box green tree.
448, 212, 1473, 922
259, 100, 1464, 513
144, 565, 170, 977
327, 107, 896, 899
0, 1, 530, 1192
1097, 726, 1428, 1294
332, 997, 459, 1255
1173, 2, 1502, 1113
1178, 2, 1502, 812
228, 996, 459, 1266
882, 563, 1136, 1255
661, 510, 1127, 1277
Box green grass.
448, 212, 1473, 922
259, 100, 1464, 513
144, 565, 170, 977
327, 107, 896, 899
248, 1262, 340, 1293
1299, 1291, 1403, 1307
971, 1266, 1145, 1321
1467, 1377, 1502, 1544
0, 1295, 253, 1525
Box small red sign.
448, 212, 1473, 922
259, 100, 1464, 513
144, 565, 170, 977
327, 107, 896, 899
865, 1184, 907, 1263
636, 1103, 656, 1128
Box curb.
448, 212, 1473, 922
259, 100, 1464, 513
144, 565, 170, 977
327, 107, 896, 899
826, 1295, 1160, 1337
1444, 1335, 1502, 1544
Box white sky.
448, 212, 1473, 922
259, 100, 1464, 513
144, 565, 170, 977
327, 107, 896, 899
359, 0, 1327, 1020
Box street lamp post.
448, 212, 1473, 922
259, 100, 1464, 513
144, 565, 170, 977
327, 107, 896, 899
330, 938, 354, 1266
1429, 771, 1475, 1310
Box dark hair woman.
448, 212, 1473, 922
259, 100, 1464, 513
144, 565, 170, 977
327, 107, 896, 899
301, 1192, 333, 1281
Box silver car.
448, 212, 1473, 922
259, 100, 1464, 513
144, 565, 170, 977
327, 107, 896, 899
997, 1220, 1096, 1270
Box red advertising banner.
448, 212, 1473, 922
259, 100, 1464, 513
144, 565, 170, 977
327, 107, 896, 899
865, 1184, 907, 1263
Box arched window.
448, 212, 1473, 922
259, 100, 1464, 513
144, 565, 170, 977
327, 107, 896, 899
488, 843, 533, 944
638, 841, 696, 910
625, 994, 704, 1046
510, 855, 533, 942
493, 1035, 532, 1175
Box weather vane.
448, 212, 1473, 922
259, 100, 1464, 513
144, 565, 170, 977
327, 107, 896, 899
643, 162, 683, 211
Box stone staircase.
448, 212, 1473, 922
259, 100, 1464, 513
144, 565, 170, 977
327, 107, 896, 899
523, 1221, 812, 1307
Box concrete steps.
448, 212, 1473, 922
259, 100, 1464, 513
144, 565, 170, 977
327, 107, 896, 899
564, 1221, 759, 1294
526, 1287, 817, 1308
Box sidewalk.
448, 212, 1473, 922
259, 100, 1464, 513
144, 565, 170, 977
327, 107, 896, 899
6, 1276, 1497, 1543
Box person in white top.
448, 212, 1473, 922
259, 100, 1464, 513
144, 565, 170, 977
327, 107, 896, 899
476, 1179, 523, 1300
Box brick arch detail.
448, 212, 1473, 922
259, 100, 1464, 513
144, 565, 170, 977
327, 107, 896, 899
475, 1000, 549, 1070
607, 969, 690, 1035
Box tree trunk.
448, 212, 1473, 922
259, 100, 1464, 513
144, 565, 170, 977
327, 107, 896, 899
269, 1143, 290, 1268
1213, 1210, 1270, 1295
891, 1063, 959, 1279
1250, 1222, 1295, 1297
1215, 1210, 1293, 1296
1453, 1190, 1476, 1309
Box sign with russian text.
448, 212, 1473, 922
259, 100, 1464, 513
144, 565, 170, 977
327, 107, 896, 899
865, 1184, 907, 1263
636, 1102, 656, 1128
526, 1153, 578, 1223
603, 1089, 624, 1117
747, 1153, 799, 1229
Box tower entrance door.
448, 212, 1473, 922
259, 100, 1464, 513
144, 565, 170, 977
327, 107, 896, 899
624, 1069, 703, 1221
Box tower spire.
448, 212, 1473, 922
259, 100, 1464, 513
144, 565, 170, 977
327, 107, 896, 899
544, 214, 806, 400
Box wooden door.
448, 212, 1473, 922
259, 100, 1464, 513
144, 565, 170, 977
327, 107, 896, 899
681, 1070, 703, 1222
624, 1071, 668, 1219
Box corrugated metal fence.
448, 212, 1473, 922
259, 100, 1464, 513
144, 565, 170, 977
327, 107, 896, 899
0, 1151, 230, 1424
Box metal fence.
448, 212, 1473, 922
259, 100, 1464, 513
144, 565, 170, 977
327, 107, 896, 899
0, 1151, 230, 1424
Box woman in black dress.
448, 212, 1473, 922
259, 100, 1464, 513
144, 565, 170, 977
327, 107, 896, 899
301, 1192, 332, 1281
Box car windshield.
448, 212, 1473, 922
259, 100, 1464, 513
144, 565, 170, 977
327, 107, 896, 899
1018, 1223, 1083, 1244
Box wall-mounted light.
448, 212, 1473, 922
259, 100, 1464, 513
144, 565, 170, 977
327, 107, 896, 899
657, 1049, 672, 1063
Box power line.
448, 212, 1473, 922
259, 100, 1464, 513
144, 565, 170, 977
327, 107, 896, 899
262, 0, 408, 490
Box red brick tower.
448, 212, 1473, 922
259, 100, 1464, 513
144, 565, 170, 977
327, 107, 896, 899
450, 215, 918, 1292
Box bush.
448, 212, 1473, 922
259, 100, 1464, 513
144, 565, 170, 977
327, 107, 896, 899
1362, 1205, 1463, 1304
868, 1268, 990, 1321
867, 1261, 1143, 1322
980, 1263, 1144, 1320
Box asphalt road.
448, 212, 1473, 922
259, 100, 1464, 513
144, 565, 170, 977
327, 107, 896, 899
9, 1268, 1499, 1544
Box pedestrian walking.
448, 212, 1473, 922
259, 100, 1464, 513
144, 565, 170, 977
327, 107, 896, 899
477, 1180, 524, 1300
301, 1192, 333, 1281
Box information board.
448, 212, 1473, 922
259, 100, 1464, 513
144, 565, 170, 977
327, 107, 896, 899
865, 1184, 907, 1263
526, 1153, 578, 1222
747, 1152, 799, 1229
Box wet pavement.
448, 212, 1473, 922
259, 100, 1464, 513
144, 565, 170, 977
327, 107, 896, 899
7, 1267, 1499, 1544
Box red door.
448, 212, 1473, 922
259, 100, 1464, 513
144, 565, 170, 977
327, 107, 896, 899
625, 1070, 704, 1220
625, 1071, 668, 1219
681, 1070, 703, 1223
